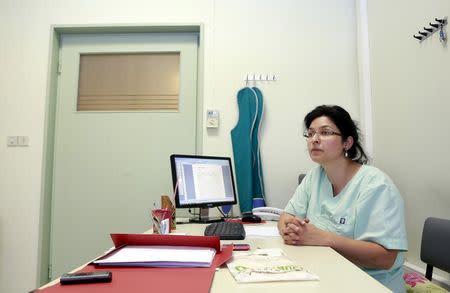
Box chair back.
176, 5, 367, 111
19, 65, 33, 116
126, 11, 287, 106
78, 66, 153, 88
298, 174, 306, 185
420, 217, 450, 280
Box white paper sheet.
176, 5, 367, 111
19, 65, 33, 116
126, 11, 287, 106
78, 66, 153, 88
94, 245, 216, 267
244, 226, 280, 237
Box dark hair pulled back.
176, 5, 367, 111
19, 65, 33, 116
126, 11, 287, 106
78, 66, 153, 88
304, 105, 369, 164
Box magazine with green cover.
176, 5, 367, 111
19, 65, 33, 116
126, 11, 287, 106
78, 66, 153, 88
226, 248, 319, 283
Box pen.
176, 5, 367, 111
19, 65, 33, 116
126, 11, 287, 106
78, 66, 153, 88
224, 243, 250, 251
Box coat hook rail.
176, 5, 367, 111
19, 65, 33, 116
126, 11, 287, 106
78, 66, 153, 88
413, 16, 447, 43
244, 73, 277, 82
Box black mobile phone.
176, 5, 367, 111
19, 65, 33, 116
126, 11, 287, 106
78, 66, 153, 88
60, 271, 112, 285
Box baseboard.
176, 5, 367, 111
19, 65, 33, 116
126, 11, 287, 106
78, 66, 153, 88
404, 261, 450, 290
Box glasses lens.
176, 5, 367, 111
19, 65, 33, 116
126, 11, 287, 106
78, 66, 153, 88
304, 130, 314, 138
319, 129, 334, 136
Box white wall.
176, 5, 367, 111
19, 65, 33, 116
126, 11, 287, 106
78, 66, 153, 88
0, 1, 359, 292
368, 0, 450, 282
205, 0, 359, 209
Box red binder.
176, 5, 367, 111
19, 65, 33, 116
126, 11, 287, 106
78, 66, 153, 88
37, 234, 233, 293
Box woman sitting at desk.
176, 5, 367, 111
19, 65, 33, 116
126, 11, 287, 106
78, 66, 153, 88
278, 105, 407, 293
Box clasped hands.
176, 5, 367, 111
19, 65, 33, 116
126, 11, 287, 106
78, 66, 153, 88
278, 213, 330, 246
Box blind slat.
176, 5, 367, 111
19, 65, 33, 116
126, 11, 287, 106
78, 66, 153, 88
77, 53, 180, 112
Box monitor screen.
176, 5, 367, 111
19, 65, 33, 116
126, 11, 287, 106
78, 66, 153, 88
170, 154, 237, 209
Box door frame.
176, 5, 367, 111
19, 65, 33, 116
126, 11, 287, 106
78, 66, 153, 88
37, 24, 205, 286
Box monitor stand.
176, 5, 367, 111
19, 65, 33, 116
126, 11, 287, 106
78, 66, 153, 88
190, 207, 223, 223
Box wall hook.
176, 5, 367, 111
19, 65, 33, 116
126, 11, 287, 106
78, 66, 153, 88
429, 22, 440, 28
413, 35, 423, 40
418, 31, 429, 36
423, 27, 434, 32
435, 18, 446, 24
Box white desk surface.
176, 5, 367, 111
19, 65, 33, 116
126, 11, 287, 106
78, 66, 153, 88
176, 222, 391, 293
41, 221, 391, 293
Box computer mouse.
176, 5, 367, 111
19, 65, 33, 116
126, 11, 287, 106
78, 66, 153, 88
241, 213, 262, 223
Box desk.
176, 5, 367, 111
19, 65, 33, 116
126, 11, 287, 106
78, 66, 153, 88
180, 222, 391, 293
40, 222, 391, 293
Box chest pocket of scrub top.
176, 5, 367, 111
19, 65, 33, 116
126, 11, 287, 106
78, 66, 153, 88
311, 206, 355, 238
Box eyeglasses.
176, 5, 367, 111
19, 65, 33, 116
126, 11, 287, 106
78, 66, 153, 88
303, 128, 342, 140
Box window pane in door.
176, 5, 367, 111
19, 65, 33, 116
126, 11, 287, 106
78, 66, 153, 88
77, 53, 180, 111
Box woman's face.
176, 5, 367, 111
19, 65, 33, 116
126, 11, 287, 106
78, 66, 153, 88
306, 116, 347, 165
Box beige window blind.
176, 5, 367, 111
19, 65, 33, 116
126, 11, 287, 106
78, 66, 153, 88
77, 53, 180, 111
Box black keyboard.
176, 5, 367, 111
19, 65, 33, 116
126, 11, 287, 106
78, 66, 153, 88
204, 222, 246, 240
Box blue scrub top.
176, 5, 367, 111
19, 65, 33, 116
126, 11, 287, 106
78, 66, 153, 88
231, 87, 265, 213
285, 165, 408, 293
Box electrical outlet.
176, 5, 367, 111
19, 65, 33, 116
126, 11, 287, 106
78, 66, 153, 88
7, 136, 18, 147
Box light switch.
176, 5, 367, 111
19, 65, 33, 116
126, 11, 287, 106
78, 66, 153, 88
18, 136, 29, 146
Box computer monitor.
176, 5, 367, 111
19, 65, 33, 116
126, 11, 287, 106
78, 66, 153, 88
170, 154, 237, 223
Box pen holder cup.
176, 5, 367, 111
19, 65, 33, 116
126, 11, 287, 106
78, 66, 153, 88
152, 208, 173, 234
161, 195, 176, 230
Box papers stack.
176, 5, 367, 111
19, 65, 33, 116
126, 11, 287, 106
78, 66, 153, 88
226, 248, 319, 283
94, 245, 216, 268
